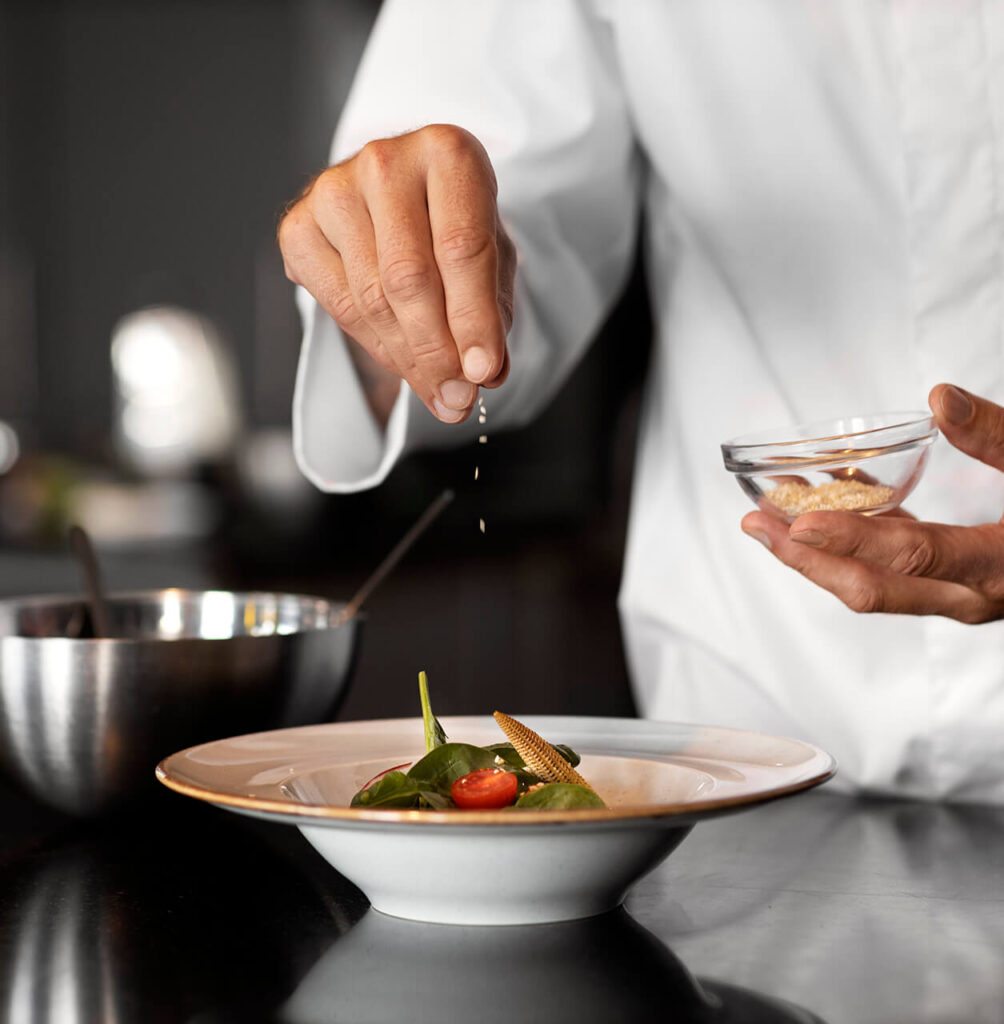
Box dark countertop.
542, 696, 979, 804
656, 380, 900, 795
1, 778, 1001, 1024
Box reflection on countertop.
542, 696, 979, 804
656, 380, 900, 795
631, 792, 1004, 1024
1, 782, 1001, 1023
279, 907, 822, 1024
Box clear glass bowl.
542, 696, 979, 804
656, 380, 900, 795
721, 412, 939, 522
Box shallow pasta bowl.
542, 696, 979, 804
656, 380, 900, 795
157, 715, 835, 925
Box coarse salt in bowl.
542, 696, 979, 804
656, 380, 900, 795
721, 412, 938, 523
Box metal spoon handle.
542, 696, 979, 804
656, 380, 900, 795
340, 489, 455, 623
69, 524, 113, 639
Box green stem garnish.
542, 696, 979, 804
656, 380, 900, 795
419, 670, 447, 753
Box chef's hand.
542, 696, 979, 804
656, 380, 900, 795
277, 124, 515, 427
741, 384, 1004, 623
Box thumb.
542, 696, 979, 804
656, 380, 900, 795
929, 383, 1004, 473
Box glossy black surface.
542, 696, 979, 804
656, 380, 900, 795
1, 780, 1001, 1023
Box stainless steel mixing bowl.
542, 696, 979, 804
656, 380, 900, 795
0, 589, 361, 815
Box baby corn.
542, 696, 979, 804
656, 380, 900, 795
493, 711, 594, 790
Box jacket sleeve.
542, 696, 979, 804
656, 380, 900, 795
293, 0, 642, 493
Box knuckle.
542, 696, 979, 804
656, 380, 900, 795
276, 211, 311, 285
359, 277, 394, 322
843, 569, 886, 615
276, 204, 305, 254
448, 298, 490, 330
888, 534, 940, 577
381, 255, 434, 302
356, 137, 397, 186
423, 122, 476, 156
423, 124, 496, 190
310, 168, 357, 218
981, 574, 1004, 604
436, 225, 494, 266
330, 288, 363, 331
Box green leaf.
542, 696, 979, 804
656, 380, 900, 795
513, 783, 606, 810
419, 670, 447, 753
350, 771, 424, 809
407, 742, 500, 795
483, 741, 581, 769
350, 769, 452, 810
553, 744, 581, 768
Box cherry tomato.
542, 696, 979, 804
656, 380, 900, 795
450, 768, 519, 809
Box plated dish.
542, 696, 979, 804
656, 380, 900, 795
157, 714, 835, 925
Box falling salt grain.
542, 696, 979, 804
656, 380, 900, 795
477, 398, 487, 534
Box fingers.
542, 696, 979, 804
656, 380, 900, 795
740, 384, 1004, 624
785, 511, 1004, 596
336, 150, 478, 421
426, 128, 509, 389
742, 509, 1004, 622
930, 383, 1004, 473
278, 202, 387, 360
277, 125, 512, 424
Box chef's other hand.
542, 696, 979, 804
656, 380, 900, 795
278, 124, 515, 427
741, 384, 1004, 623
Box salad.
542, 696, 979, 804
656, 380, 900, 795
351, 673, 605, 811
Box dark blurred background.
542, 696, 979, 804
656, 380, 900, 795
0, 0, 651, 720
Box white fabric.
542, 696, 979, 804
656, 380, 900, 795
293, 0, 1004, 804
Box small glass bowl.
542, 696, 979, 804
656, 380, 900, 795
721, 412, 939, 522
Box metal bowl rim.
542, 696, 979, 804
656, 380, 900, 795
0, 588, 359, 644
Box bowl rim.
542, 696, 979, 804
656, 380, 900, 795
0, 588, 357, 643
721, 411, 937, 472
155, 715, 838, 829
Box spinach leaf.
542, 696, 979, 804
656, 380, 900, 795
350, 769, 452, 809
513, 783, 606, 810
484, 741, 581, 769
553, 744, 581, 768
407, 742, 500, 795
419, 670, 447, 753
483, 743, 524, 770
350, 771, 424, 809
478, 745, 539, 791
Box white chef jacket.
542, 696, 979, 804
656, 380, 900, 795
293, 0, 1004, 804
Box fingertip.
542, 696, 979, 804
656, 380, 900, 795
741, 511, 777, 550
742, 509, 773, 533
479, 348, 510, 390
431, 398, 470, 424
932, 383, 974, 427
461, 346, 494, 383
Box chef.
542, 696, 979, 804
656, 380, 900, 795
279, 0, 1004, 804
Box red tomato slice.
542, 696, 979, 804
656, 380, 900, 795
451, 768, 519, 809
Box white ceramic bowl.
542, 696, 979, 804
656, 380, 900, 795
157, 715, 835, 925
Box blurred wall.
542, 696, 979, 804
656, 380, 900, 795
0, 0, 652, 719
0, 0, 377, 454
